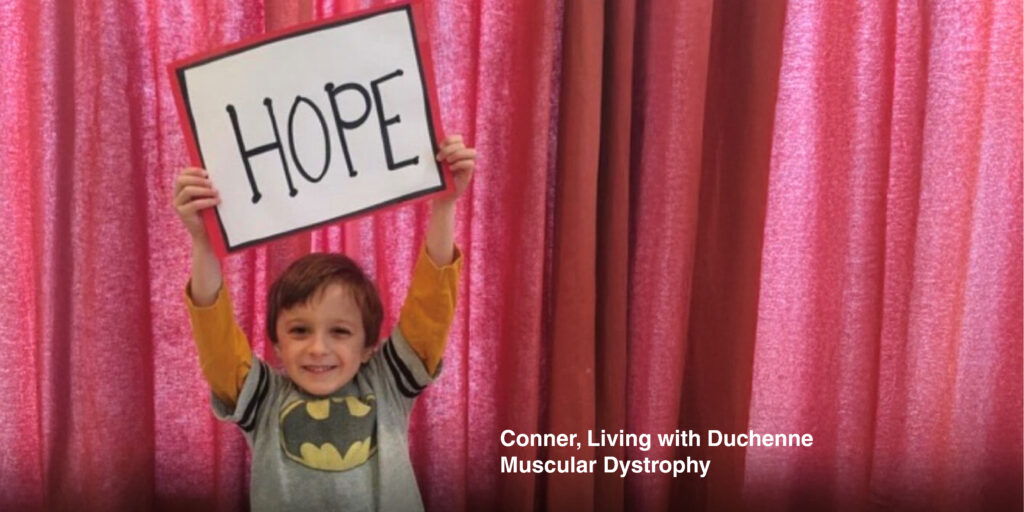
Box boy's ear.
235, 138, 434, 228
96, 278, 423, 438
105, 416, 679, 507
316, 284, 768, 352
360, 345, 374, 364
272, 342, 282, 360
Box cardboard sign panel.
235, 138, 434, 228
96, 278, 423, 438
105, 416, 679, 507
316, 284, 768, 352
171, 2, 446, 255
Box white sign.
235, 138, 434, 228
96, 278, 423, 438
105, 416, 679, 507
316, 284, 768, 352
172, 2, 446, 255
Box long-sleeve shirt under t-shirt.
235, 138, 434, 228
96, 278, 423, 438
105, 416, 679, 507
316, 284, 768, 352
184, 245, 461, 512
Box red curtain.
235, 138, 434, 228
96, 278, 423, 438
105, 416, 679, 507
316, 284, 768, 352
743, 1, 1023, 509
0, 0, 1019, 511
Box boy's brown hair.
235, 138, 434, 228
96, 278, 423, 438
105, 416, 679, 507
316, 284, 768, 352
266, 253, 383, 347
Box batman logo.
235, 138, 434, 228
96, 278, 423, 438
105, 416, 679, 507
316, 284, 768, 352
278, 394, 377, 471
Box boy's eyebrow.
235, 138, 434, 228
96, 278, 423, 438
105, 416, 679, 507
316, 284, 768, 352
281, 315, 355, 325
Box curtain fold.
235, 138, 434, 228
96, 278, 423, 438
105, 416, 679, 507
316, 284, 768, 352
624, 1, 713, 509
592, 0, 636, 510
673, 1, 787, 510
544, 0, 603, 509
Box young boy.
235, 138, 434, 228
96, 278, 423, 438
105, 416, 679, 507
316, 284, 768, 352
173, 135, 476, 511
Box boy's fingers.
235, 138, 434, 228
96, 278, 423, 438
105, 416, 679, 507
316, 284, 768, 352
181, 167, 208, 177
176, 184, 218, 200
451, 157, 475, 168
436, 146, 459, 161
443, 134, 463, 145
436, 145, 462, 162
175, 185, 219, 206
177, 173, 210, 183
182, 196, 222, 210
174, 175, 212, 192
446, 148, 476, 163
450, 160, 475, 173
436, 140, 465, 161
181, 197, 220, 214
174, 170, 211, 198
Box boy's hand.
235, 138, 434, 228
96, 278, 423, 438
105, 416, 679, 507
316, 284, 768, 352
173, 167, 221, 241
434, 135, 476, 205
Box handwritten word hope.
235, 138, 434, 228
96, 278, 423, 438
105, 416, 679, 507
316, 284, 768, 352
225, 68, 417, 204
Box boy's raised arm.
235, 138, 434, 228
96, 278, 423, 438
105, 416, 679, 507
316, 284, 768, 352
175, 167, 253, 408
397, 136, 475, 375
188, 235, 222, 306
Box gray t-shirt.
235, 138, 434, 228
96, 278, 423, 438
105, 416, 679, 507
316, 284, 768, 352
213, 327, 437, 512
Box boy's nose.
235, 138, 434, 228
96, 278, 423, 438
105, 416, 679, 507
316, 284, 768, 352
309, 333, 329, 354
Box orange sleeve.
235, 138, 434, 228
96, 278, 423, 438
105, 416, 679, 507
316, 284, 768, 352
397, 245, 463, 376
184, 282, 253, 408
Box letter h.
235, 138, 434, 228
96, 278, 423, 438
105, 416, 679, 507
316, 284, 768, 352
226, 98, 298, 203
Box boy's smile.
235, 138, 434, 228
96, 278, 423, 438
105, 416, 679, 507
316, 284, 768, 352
274, 283, 374, 396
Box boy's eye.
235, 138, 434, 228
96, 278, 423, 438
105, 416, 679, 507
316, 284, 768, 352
332, 327, 352, 336
289, 326, 310, 335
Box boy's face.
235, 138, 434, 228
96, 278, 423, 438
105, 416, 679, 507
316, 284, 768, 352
273, 283, 373, 397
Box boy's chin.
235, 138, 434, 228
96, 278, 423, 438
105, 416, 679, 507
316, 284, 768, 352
289, 373, 352, 397
295, 380, 346, 397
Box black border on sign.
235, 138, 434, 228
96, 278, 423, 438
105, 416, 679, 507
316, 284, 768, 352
175, 4, 443, 253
